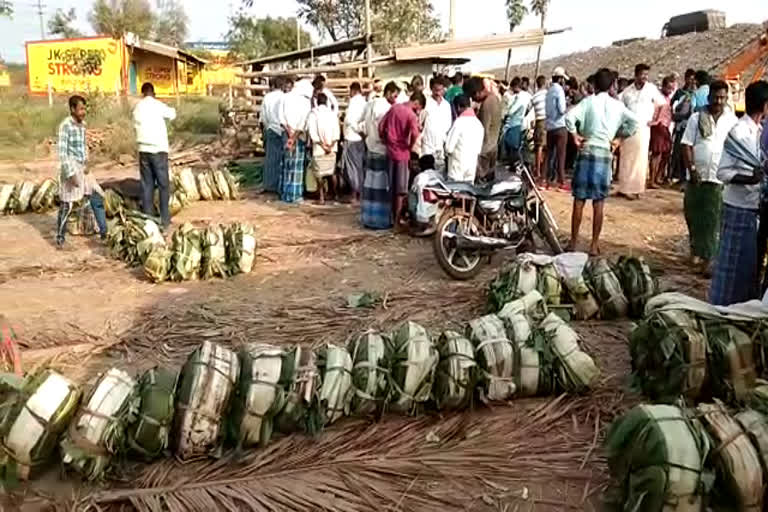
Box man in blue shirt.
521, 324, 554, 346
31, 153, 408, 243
565, 68, 638, 255
692, 70, 711, 113
545, 66, 569, 190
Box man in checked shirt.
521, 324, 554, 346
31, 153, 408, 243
55, 95, 107, 248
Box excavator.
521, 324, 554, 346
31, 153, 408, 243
721, 20, 768, 114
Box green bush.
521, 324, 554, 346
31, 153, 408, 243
0, 93, 220, 161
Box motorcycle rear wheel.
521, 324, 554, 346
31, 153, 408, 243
433, 211, 485, 280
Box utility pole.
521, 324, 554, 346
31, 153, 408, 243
449, 0, 456, 40
33, 0, 47, 39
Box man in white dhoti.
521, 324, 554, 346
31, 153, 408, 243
618, 63, 665, 199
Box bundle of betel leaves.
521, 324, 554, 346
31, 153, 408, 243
630, 292, 768, 407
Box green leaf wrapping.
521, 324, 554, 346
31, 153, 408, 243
169, 223, 203, 281
616, 256, 659, 318
274, 346, 322, 435
388, 321, 438, 414
229, 343, 285, 449
125, 367, 178, 460
1, 370, 79, 482
348, 331, 390, 416
604, 403, 711, 512
434, 331, 476, 410
201, 224, 228, 279
629, 309, 707, 403
468, 315, 517, 402
316, 344, 353, 426
584, 257, 629, 319
173, 342, 239, 460
224, 222, 257, 276
60, 368, 136, 480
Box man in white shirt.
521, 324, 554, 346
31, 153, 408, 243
361, 81, 399, 229
421, 76, 452, 172
133, 82, 176, 228
312, 75, 339, 113
342, 82, 367, 200
445, 94, 484, 183
531, 75, 548, 181
278, 78, 314, 203
709, 81, 768, 306
261, 77, 286, 194
308, 93, 341, 204
681, 80, 738, 270
618, 63, 665, 199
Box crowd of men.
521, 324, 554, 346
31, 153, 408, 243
53, 67, 768, 309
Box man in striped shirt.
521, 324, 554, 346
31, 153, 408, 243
55, 95, 107, 248
531, 75, 548, 181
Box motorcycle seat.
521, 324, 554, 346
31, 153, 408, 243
443, 178, 523, 198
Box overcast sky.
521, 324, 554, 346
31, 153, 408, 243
1, 0, 766, 69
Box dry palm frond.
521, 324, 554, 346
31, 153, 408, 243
116, 285, 486, 366
80, 395, 602, 511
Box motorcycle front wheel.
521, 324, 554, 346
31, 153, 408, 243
536, 207, 563, 255
433, 211, 485, 280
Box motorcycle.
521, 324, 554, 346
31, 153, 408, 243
425, 160, 562, 280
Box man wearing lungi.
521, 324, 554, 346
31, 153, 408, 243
709, 81, 768, 306
342, 82, 367, 201
565, 68, 638, 256
618, 64, 665, 199
278, 79, 314, 203
681, 81, 738, 274
379, 91, 426, 231
360, 81, 399, 229
261, 77, 287, 194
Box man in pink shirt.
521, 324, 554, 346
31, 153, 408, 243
379, 91, 426, 230
649, 75, 676, 188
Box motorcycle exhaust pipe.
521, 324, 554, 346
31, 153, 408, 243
456, 233, 517, 250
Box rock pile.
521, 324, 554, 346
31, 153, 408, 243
496, 24, 764, 81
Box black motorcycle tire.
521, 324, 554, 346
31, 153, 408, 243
433, 211, 486, 280
537, 211, 563, 255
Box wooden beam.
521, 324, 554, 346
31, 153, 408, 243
394, 30, 545, 60
237, 56, 395, 78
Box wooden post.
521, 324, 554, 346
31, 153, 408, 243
365, 0, 372, 77
449, 0, 456, 39
47, 79, 52, 108
296, 17, 302, 68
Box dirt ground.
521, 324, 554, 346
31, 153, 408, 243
0, 160, 709, 511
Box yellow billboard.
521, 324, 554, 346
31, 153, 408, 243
26, 37, 124, 95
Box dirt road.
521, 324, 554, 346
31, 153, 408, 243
0, 170, 706, 510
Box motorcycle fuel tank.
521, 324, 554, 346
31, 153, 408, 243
490, 177, 523, 196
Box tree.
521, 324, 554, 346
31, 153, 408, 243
48, 8, 84, 38
0, 0, 12, 18
226, 14, 312, 59
504, 0, 527, 81
372, 0, 442, 50
530, 0, 549, 79
296, 0, 441, 52
153, 0, 188, 46
89, 0, 155, 40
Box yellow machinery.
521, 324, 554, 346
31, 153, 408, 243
722, 21, 768, 113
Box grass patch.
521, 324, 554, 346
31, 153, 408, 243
0, 91, 221, 162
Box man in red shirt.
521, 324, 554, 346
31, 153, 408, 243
379, 91, 426, 230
